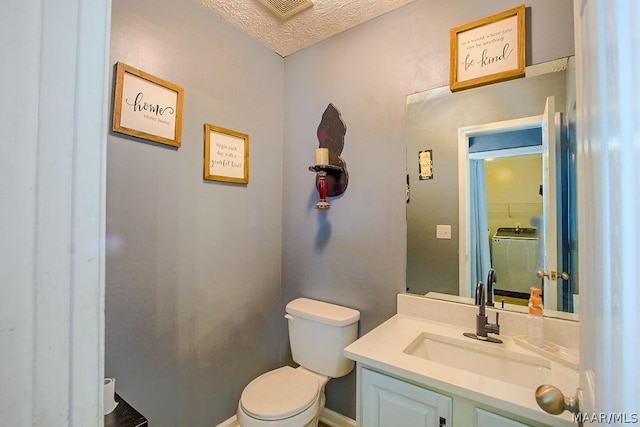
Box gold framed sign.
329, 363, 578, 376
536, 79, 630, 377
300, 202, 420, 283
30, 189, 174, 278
449, 5, 525, 92
203, 124, 249, 184
112, 62, 184, 147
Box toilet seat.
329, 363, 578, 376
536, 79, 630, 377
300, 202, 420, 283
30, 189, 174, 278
240, 366, 320, 421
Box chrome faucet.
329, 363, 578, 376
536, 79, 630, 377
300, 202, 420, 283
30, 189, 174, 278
463, 281, 502, 343
486, 269, 497, 307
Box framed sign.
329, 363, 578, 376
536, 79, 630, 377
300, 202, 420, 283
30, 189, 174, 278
418, 150, 433, 180
112, 62, 184, 147
204, 124, 249, 184
450, 5, 525, 92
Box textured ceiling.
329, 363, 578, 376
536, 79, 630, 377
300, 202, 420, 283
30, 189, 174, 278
195, 0, 417, 57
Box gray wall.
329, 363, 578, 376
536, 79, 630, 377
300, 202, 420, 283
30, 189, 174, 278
106, 0, 574, 425
106, 0, 284, 425
282, 0, 574, 418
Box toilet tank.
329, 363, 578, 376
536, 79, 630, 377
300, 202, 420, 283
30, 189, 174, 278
285, 298, 360, 378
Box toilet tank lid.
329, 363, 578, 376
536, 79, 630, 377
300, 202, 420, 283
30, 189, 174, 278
286, 298, 360, 326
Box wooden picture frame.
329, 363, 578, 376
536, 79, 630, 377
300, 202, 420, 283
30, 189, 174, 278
449, 5, 525, 92
112, 62, 184, 147
204, 124, 249, 184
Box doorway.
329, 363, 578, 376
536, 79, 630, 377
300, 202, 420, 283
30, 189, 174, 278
478, 152, 543, 305
458, 97, 573, 312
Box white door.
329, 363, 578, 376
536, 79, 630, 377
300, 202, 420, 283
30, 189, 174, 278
2, 1, 110, 425
574, 0, 640, 419
535, 0, 640, 421
541, 96, 559, 311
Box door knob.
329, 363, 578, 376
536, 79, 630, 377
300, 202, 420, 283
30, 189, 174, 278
535, 384, 581, 415
537, 270, 571, 281
537, 270, 555, 280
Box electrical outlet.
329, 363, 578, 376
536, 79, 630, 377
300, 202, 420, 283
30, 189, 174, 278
436, 224, 452, 239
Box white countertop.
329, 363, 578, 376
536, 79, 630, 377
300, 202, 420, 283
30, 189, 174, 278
344, 313, 578, 427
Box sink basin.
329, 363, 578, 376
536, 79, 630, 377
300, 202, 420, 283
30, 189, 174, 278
403, 332, 552, 389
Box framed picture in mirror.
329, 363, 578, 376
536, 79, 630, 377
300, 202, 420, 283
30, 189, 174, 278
418, 150, 433, 180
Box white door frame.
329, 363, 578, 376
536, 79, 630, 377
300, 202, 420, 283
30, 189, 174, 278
458, 115, 545, 296
458, 106, 562, 310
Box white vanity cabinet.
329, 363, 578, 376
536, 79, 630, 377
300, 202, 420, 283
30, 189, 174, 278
361, 367, 452, 427
358, 367, 538, 427
474, 408, 530, 427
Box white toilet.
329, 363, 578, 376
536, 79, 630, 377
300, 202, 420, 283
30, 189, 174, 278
237, 298, 360, 427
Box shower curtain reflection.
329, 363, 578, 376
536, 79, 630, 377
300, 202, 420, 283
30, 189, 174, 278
469, 159, 491, 296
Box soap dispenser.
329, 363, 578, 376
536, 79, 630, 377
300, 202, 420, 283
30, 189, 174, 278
528, 287, 544, 347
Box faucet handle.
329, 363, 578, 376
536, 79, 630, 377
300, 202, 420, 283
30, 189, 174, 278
474, 281, 485, 306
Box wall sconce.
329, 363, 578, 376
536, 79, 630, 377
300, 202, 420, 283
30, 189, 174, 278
309, 104, 348, 209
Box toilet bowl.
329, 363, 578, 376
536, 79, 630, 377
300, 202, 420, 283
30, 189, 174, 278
236, 298, 360, 427
237, 367, 328, 427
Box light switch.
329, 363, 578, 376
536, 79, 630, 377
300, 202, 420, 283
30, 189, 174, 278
436, 224, 451, 239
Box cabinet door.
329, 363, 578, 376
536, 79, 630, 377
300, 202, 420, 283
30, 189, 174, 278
475, 408, 531, 427
362, 368, 452, 427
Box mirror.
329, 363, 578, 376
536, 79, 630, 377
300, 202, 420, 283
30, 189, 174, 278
406, 57, 577, 317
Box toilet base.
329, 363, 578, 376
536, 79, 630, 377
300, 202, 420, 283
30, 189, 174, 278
307, 392, 325, 427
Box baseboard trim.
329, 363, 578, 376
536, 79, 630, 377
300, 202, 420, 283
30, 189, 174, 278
216, 408, 355, 427
320, 407, 357, 427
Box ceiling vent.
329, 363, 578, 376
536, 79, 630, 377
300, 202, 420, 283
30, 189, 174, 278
256, 0, 313, 20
